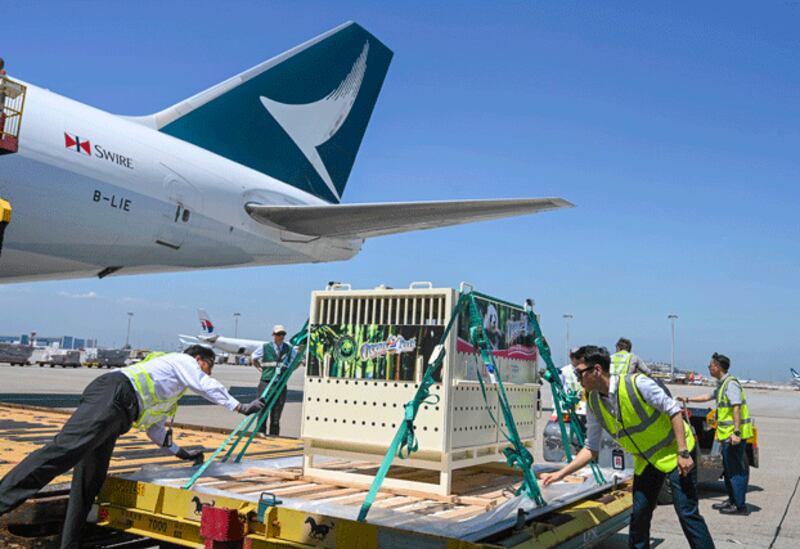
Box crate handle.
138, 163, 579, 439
326, 282, 352, 291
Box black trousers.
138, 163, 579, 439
0, 372, 138, 548
255, 380, 287, 436
629, 448, 714, 549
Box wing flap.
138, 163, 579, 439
245, 198, 573, 238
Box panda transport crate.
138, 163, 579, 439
301, 282, 541, 496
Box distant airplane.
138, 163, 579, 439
179, 309, 265, 356
791, 368, 800, 390
0, 21, 571, 283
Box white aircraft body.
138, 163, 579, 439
0, 22, 570, 283
792, 368, 800, 390
179, 309, 264, 356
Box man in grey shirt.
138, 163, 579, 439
542, 345, 713, 549
679, 353, 751, 514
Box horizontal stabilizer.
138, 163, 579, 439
245, 198, 573, 238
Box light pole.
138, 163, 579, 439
125, 312, 134, 349
668, 314, 678, 378
233, 312, 241, 338
563, 314, 573, 365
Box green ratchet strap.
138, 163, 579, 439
524, 302, 604, 485
182, 322, 309, 490
358, 288, 551, 522
357, 293, 467, 522
468, 292, 545, 506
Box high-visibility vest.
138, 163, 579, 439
716, 375, 753, 441
122, 352, 187, 430
260, 342, 292, 382
610, 351, 633, 377
588, 374, 696, 475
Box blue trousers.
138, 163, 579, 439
720, 440, 749, 509
630, 451, 715, 549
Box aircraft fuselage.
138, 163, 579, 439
0, 83, 362, 282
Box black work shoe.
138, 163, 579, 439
712, 501, 734, 510
719, 505, 749, 515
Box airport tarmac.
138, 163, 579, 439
0, 362, 797, 548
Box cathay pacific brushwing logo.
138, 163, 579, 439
260, 41, 369, 201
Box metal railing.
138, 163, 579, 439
1, 76, 27, 142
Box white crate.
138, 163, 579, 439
301, 284, 539, 495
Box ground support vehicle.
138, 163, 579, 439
46, 350, 82, 368
84, 348, 131, 368
33, 349, 83, 368
0, 343, 33, 366
97, 462, 633, 549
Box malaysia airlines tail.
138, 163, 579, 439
178, 309, 266, 356
136, 21, 572, 235
178, 309, 218, 348
198, 309, 216, 336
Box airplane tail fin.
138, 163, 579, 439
145, 22, 392, 204
792, 368, 800, 378
198, 309, 215, 335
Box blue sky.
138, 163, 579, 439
1, 2, 797, 381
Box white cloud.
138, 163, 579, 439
58, 291, 99, 299
118, 296, 189, 312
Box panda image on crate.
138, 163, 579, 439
301, 283, 540, 496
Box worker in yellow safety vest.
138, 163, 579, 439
679, 352, 753, 515
542, 345, 714, 549
251, 324, 298, 436
610, 337, 653, 377
0, 345, 265, 549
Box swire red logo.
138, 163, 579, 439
64, 132, 91, 155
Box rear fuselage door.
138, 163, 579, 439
155, 171, 198, 250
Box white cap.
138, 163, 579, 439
272, 324, 287, 335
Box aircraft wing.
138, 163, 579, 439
245, 198, 573, 238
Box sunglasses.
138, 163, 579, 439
573, 365, 594, 380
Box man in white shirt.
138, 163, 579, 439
560, 347, 583, 397
0, 345, 264, 548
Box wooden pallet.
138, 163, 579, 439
158, 459, 587, 523
0, 404, 303, 487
